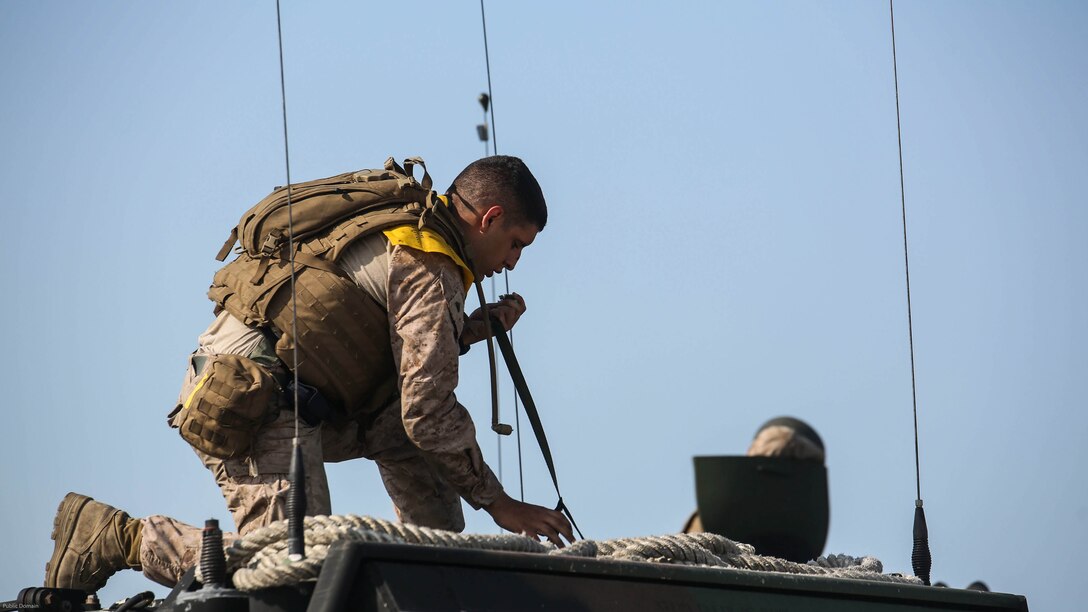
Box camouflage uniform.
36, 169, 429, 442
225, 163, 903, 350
745, 424, 825, 462
140, 235, 502, 586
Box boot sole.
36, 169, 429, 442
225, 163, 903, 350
44, 492, 91, 587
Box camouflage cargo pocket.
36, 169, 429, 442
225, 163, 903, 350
173, 353, 283, 459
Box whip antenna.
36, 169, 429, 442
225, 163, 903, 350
274, 0, 306, 562
479, 0, 498, 154
476, 91, 504, 484
889, 0, 931, 585
479, 0, 526, 501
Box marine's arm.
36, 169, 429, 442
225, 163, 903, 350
387, 245, 573, 545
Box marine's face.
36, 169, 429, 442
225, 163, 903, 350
468, 206, 539, 278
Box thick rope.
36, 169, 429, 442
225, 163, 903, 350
199, 515, 549, 590
202, 515, 919, 590
556, 532, 916, 584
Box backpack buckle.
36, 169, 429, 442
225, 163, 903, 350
261, 229, 283, 257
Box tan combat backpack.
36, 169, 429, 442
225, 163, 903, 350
177, 157, 468, 459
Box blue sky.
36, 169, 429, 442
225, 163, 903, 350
1, 2, 1084, 609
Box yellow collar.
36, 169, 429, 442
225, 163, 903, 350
383, 203, 474, 291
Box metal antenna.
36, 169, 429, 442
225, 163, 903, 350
889, 0, 931, 585
479, 0, 498, 154
476, 91, 504, 484
274, 0, 306, 562
479, 0, 526, 502
505, 266, 525, 502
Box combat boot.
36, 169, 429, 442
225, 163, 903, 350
44, 492, 142, 593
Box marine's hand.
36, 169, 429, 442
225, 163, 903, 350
463, 293, 526, 345
484, 491, 574, 548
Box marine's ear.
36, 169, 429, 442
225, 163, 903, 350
479, 205, 505, 231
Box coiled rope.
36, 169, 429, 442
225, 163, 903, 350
198, 515, 920, 590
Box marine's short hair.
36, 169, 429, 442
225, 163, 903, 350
448, 155, 547, 230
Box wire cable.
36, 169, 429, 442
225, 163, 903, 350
889, 0, 931, 585
505, 272, 525, 501
493, 273, 502, 484
274, 0, 298, 442
480, 0, 498, 154
274, 0, 306, 562
479, 0, 526, 502
890, 0, 921, 505
479, 2, 502, 488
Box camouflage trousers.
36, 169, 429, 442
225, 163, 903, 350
139, 358, 465, 587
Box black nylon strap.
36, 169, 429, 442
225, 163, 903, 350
489, 318, 585, 540
554, 498, 584, 542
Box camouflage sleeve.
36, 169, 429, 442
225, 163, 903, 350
386, 244, 504, 509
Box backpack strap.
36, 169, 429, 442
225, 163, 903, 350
384, 157, 406, 175
216, 227, 239, 262
290, 249, 352, 280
